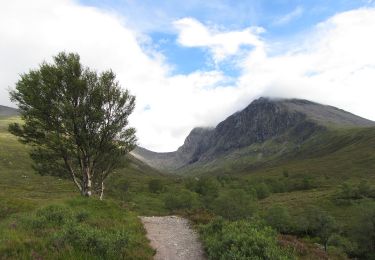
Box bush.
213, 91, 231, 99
23, 205, 73, 229
266, 179, 287, 193
301, 176, 316, 190
334, 181, 374, 203
328, 234, 356, 255
265, 206, 292, 233
298, 206, 338, 251
212, 189, 256, 220
185, 177, 220, 206
53, 224, 129, 258
348, 201, 375, 257
200, 218, 294, 260
194, 177, 220, 197
148, 179, 164, 193
36, 205, 72, 225
0, 199, 154, 259
75, 210, 90, 222
254, 183, 271, 199
164, 189, 199, 211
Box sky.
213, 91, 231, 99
1, 0, 375, 152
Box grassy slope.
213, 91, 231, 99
184, 126, 375, 258
2, 114, 375, 258
237, 127, 375, 226
0, 116, 155, 259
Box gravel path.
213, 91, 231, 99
140, 216, 206, 260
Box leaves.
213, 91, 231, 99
9, 52, 137, 196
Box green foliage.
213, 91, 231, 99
185, 177, 220, 206
212, 189, 256, 220
334, 181, 375, 203
2, 114, 375, 258
53, 223, 130, 258
194, 177, 220, 197
265, 205, 292, 233
296, 207, 338, 251
200, 218, 295, 260
8, 52, 136, 197
301, 176, 316, 190
164, 189, 199, 211
328, 234, 356, 255
0, 198, 154, 259
148, 179, 164, 193
348, 201, 375, 258
254, 183, 271, 199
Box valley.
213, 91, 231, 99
1, 98, 375, 259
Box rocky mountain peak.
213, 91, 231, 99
132, 97, 375, 172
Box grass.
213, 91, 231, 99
0, 197, 154, 259
1, 114, 375, 258
0, 116, 156, 259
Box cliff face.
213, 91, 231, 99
200, 98, 306, 159
132, 97, 375, 172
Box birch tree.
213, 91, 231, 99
9, 52, 136, 198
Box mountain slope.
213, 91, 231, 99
0, 105, 18, 117
133, 97, 375, 173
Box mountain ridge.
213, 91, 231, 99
0, 105, 18, 116
132, 97, 375, 173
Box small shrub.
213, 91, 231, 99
265, 205, 292, 233
54, 224, 130, 258
299, 206, 338, 251
148, 179, 164, 193
75, 210, 90, 222
187, 209, 215, 225
164, 189, 199, 211
200, 218, 295, 259
254, 183, 271, 199
23, 205, 73, 229
212, 189, 256, 220
267, 179, 287, 193
36, 205, 72, 225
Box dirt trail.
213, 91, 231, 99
140, 216, 206, 260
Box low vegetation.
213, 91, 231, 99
0, 198, 154, 259
2, 112, 375, 258
200, 217, 294, 259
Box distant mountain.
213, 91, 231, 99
0, 105, 18, 116
132, 97, 375, 173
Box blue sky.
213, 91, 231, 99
1, 0, 375, 151
78, 0, 374, 75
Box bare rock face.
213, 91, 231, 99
132, 127, 214, 171
132, 97, 375, 172
201, 98, 306, 159
176, 127, 214, 164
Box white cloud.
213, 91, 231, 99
173, 17, 264, 64
1, 1, 375, 152
274, 6, 304, 26
0, 0, 246, 152
239, 7, 375, 121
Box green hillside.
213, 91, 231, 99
2, 114, 375, 259
0, 116, 157, 259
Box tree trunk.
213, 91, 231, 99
82, 167, 92, 197
86, 170, 92, 197
100, 181, 105, 200
63, 157, 82, 193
